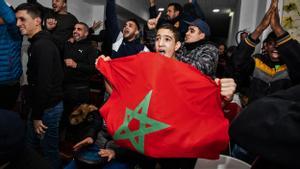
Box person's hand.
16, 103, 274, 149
270, 1, 285, 37
215, 78, 236, 102
98, 149, 116, 162
33, 120, 48, 135
147, 12, 162, 30
95, 55, 112, 65
46, 18, 57, 30
73, 137, 94, 151
92, 20, 103, 31
251, 0, 277, 40
148, 0, 156, 7
68, 37, 75, 43
0, 17, 4, 25
64, 58, 77, 68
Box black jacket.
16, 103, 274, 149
27, 31, 64, 120
63, 39, 98, 86
276, 32, 300, 84
232, 35, 292, 103
230, 33, 300, 169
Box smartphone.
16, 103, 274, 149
158, 8, 164, 12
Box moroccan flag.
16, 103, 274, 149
96, 52, 229, 159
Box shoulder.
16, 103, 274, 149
67, 12, 78, 21
201, 42, 218, 50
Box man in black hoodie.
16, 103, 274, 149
63, 22, 98, 116
15, 3, 64, 169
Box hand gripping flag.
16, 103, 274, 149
96, 52, 229, 159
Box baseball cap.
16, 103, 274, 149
185, 19, 211, 37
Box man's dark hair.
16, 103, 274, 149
77, 22, 89, 32
127, 18, 140, 30
157, 23, 180, 42
15, 3, 42, 19
264, 31, 277, 43
168, 3, 183, 14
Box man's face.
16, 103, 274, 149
155, 28, 181, 59
266, 40, 280, 61
218, 45, 225, 55
240, 32, 248, 42
122, 21, 139, 41
52, 0, 66, 13
16, 10, 41, 38
167, 5, 179, 20
185, 26, 205, 43
73, 24, 88, 41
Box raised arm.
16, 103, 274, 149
232, 0, 277, 76
148, 0, 157, 19
0, 0, 22, 40
106, 0, 121, 42
0, 0, 16, 25
190, 0, 205, 20
270, 2, 300, 84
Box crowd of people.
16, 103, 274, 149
0, 0, 299, 169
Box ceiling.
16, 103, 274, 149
83, 0, 240, 42
156, 0, 240, 42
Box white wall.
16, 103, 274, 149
69, 2, 104, 30
116, 0, 149, 21
227, 0, 241, 46
227, 0, 284, 49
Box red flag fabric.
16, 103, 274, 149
96, 52, 229, 159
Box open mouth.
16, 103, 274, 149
271, 50, 279, 58
158, 49, 166, 55
123, 30, 129, 35
52, 5, 57, 10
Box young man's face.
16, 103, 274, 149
185, 25, 205, 43
16, 10, 41, 38
122, 21, 139, 41
73, 24, 88, 41
155, 28, 181, 59
52, 0, 66, 13
167, 5, 179, 21
266, 40, 280, 61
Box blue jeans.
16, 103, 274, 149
26, 101, 63, 169
64, 160, 130, 169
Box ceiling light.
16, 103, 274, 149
212, 9, 220, 13
225, 9, 232, 14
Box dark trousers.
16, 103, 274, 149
63, 85, 90, 115
5, 146, 52, 169
61, 85, 90, 134
0, 82, 20, 110
159, 158, 197, 169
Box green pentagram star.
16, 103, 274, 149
113, 90, 170, 154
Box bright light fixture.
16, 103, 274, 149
212, 9, 220, 13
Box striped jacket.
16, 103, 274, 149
0, 0, 22, 84
233, 34, 292, 103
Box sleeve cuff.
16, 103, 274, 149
244, 34, 260, 48
277, 32, 292, 46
